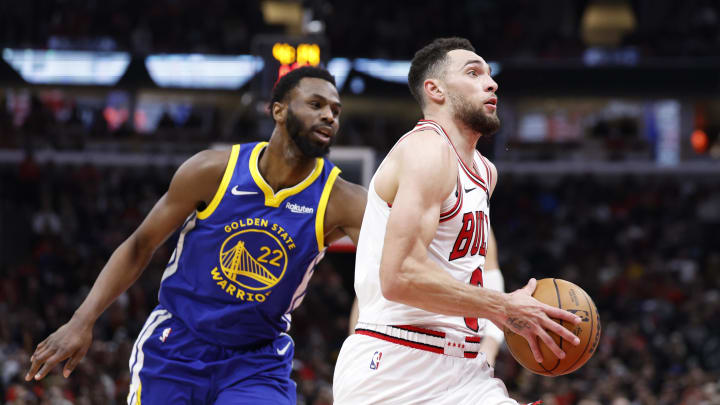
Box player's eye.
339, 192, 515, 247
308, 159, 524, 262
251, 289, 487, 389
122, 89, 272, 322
468, 70, 478, 77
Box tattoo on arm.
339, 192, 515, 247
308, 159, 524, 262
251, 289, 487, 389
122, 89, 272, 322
508, 317, 531, 331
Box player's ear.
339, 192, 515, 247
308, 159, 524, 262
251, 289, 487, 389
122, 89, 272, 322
271, 101, 287, 124
424, 79, 444, 104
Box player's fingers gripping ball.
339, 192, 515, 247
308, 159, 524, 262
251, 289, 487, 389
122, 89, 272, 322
504, 278, 601, 376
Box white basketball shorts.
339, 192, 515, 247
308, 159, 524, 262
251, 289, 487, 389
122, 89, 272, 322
333, 327, 518, 405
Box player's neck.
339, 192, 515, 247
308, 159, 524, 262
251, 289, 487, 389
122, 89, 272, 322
423, 113, 481, 166
258, 135, 317, 192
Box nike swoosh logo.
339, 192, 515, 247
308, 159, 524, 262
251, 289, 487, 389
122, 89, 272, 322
464, 187, 476, 193
231, 186, 258, 196
276, 341, 292, 356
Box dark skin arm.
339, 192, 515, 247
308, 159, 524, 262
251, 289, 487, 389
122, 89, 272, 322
323, 176, 367, 246
323, 176, 367, 334
25, 149, 230, 381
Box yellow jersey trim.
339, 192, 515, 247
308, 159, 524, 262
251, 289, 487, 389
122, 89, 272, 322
249, 142, 325, 208
197, 144, 240, 220
136, 382, 142, 405
315, 166, 341, 251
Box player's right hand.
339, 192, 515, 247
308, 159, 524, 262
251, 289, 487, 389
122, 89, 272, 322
25, 317, 93, 381
502, 278, 582, 363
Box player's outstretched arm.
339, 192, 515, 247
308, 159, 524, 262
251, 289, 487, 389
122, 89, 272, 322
376, 132, 580, 363
25, 149, 228, 382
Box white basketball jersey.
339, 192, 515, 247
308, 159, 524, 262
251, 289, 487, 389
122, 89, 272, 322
355, 120, 494, 337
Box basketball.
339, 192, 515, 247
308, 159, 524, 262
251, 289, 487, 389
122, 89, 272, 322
504, 278, 601, 376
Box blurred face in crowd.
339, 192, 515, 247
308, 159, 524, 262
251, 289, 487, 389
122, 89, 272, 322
441, 49, 500, 135
284, 78, 342, 158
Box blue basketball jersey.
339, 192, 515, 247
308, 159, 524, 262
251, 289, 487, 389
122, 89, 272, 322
158, 142, 341, 347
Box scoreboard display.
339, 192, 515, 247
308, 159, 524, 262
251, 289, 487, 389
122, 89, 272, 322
251, 34, 329, 100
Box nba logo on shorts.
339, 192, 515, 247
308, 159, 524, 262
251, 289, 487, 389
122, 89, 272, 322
159, 327, 172, 343
369, 351, 382, 370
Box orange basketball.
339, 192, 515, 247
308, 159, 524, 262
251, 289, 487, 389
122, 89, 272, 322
504, 278, 601, 376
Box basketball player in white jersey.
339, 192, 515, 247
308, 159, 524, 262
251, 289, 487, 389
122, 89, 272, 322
333, 37, 582, 404
347, 227, 506, 365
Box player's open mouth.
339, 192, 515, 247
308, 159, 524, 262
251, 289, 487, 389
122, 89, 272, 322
313, 127, 332, 143
484, 97, 497, 111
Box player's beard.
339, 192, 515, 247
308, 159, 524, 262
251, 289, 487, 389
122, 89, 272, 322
286, 107, 333, 158
449, 92, 501, 136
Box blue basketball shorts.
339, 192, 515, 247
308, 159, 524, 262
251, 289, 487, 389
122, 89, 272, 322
126, 306, 296, 405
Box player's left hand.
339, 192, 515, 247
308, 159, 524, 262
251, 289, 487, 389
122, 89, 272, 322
25, 316, 94, 381
502, 278, 581, 363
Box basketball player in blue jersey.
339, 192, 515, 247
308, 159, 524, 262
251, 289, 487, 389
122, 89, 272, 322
25, 66, 367, 404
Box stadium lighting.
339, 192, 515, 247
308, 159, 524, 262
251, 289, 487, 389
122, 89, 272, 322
145, 54, 264, 89
2, 48, 130, 85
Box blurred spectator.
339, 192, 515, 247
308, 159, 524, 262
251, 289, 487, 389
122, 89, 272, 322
2, 157, 720, 403
31, 191, 61, 236
1, 1, 719, 60
1, 5, 720, 402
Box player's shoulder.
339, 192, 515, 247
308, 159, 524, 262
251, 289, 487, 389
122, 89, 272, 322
174, 147, 233, 187
184, 148, 231, 174
381, 128, 457, 197
192, 148, 233, 165
477, 152, 498, 195
479, 153, 497, 177
331, 176, 366, 197
399, 127, 448, 146
479, 153, 496, 169
165, 147, 235, 205
325, 176, 367, 226
328, 176, 367, 210
391, 128, 455, 166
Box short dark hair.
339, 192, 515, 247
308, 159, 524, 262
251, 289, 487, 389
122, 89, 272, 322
408, 37, 476, 108
270, 66, 336, 107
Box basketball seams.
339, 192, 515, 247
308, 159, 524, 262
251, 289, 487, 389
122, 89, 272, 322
539, 278, 563, 373
536, 342, 554, 373
519, 278, 563, 374
557, 286, 596, 375
505, 332, 546, 374
553, 279, 563, 371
